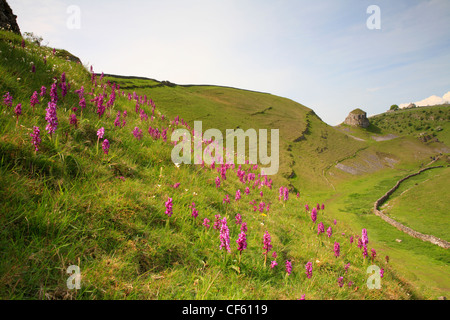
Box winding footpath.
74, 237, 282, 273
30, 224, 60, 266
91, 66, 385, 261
373, 166, 450, 249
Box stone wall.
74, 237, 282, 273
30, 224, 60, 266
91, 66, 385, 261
373, 166, 450, 249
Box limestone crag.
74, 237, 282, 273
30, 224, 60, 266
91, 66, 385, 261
0, 0, 21, 35
344, 108, 370, 128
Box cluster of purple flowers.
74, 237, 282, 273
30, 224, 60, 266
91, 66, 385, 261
30, 126, 41, 152
311, 207, 317, 223
132, 127, 143, 140
3, 92, 13, 108
286, 260, 292, 275
334, 242, 340, 257
235, 189, 241, 201
279, 186, 289, 202
190, 202, 198, 219
30, 91, 40, 111
317, 222, 325, 235
263, 231, 272, 256
305, 262, 313, 279
102, 139, 110, 155
45, 102, 58, 136
219, 218, 231, 253
165, 197, 173, 217
50, 83, 58, 103
327, 226, 333, 238
236, 231, 247, 253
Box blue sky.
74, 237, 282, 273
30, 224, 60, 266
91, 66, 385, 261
9, 0, 450, 125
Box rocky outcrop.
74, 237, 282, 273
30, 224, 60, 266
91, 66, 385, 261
0, 0, 21, 35
344, 109, 370, 128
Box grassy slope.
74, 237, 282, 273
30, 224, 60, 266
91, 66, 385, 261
1, 30, 415, 300
0, 29, 448, 299
103, 75, 450, 298
104, 76, 450, 298
104, 75, 367, 192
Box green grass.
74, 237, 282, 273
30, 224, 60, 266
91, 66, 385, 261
381, 166, 450, 242
323, 165, 450, 298
370, 105, 450, 146
0, 29, 449, 300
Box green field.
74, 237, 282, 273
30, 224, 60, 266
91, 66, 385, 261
381, 166, 450, 242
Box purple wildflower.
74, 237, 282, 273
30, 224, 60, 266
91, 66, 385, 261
132, 127, 143, 140
263, 231, 272, 256
102, 139, 110, 155
236, 231, 247, 252
334, 242, 340, 257
344, 263, 350, 273
380, 268, 384, 278
317, 222, 325, 235
45, 102, 58, 136
203, 218, 210, 229
241, 222, 247, 233
14, 103, 22, 119
362, 228, 369, 246
190, 202, 198, 219
223, 194, 230, 204
362, 245, 368, 259
50, 83, 58, 103
311, 207, 317, 223
305, 261, 313, 279
40, 86, 46, 97
79, 97, 86, 111
30, 91, 40, 111
235, 213, 242, 225
165, 197, 173, 217
270, 261, 278, 269
30, 126, 41, 153
114, 111, 121, 127
219, 218, 231, 253
327, 226, 333, 238
338, 276, 344, 288
286, 260, 292, 275
213, 214, 222, 230
3, 92, 13, 108
235, 189, 241, 201
70, 114, 78, 128
357, 237, 363, 249
97, 127, 105, 139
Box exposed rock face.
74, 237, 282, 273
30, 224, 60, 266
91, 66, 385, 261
0, 0, 21, 35
344, 108, 370, 128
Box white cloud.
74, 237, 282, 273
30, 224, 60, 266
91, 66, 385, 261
443, 91, 450, 103
400, 91, 450, 108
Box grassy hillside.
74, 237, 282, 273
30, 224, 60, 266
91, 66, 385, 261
104, 75, 368, 193
0, 29, 448, 300
370, 105, 450, 147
